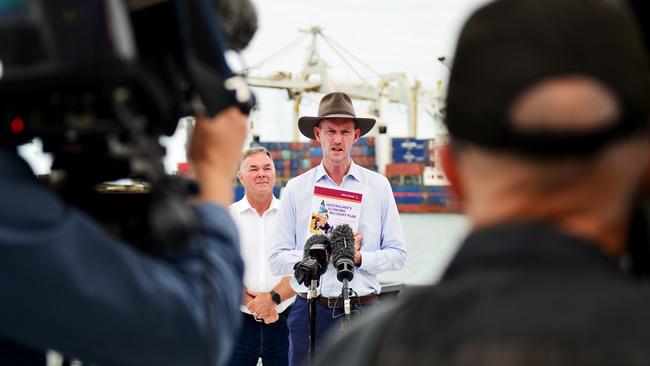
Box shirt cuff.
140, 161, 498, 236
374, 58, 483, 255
358, 250, 378, 274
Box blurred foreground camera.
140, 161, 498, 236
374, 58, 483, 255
0, 0, 257, 251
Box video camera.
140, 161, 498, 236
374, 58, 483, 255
0, 0, 256, 252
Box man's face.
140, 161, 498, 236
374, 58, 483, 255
239, 152, 276, 197
314, 118, 360, 164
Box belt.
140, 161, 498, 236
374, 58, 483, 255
297, 292, 378, 309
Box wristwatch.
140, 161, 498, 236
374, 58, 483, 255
270, 290, 281, 305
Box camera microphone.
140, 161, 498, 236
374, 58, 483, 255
305, 234, 331, 271
293, 234, 331, 287
330, 224, 355, 282
330, 224, 356, 317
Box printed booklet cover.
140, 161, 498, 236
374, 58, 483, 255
309, 184, 363, 235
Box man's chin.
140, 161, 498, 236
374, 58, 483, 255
326, 152, 347, 161
253, 183, 272, 192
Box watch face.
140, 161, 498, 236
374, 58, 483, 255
271, 291, 281, 305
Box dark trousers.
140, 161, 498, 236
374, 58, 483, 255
227, 309, 291, 366
287, 296, 373, 366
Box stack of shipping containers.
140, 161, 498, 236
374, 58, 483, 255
234, 137, 376, 201
231, 136, 458, 212
387, 138, 459, 213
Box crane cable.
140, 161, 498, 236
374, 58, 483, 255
246, 34, 308, 71
320, 32, 384, 83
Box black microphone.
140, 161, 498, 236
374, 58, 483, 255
294, 234, 330, 286
304, 234, 331, 272
330, 224, 356, 282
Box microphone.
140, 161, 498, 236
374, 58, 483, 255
294, 234, 331, 288
330, 224, 355, 282
330, 224, 356, 318
304, 234, 331, 272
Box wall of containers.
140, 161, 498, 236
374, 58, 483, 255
234, 137, 376, 202
233, 137, 459, 213
387, 138, 459, 213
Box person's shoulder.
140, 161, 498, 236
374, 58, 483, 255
356, 164, 390, 184
228, 197, 246, 213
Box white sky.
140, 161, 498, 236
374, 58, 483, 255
233, 0, 492, 143
242, 0, 491, 85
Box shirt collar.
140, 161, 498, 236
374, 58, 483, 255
236, 194, 279, 214
314, 159, 362, 185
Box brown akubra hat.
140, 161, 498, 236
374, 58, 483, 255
298, 92, 376, 140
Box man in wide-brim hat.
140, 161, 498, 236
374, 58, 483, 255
269, 92, 407, 366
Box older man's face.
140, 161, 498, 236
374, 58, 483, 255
314, 118, 360, 165
239, 152, 276, 197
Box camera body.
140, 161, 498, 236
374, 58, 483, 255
0, 0, 255, 251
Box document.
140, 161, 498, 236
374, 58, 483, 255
308, 184, 362, 235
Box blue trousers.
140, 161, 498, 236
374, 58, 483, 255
227, 309, 291, 366
287, 296, 373, 366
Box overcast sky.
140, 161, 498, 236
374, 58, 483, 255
235, 0, 492, 142
242, 0, 490, 85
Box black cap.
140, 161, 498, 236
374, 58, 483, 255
446, 0, 649, 156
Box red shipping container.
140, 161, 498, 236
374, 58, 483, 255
385, 163, 425, 177
310, 157, 322, 168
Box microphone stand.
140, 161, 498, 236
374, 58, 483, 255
307, 278, 318, 364
342, 278, 351, 323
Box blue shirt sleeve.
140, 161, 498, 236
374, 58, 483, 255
358, 176, 407, 275
0, 149, 244, 366
269, 179, 303, 276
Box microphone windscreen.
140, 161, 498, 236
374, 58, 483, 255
304, 234, 330, 259
330, 224, 355, 264
215, 0, 258, 51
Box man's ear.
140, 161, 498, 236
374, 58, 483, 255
238, 171, 244, 185
439, 143, 464, 202
314, 126, 321, 142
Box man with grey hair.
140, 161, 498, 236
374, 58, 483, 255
227, 146, 295, 366
317, 0, 650, 365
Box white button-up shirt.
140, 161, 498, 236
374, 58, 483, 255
230, 195, 294, 314
269, 161, 407, 298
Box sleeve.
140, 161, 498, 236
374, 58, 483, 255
0, 173, 243, 366
358, 177, 407, 275
269, 181, 303, 276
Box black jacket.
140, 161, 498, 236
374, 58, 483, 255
318, 223, 650, 366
